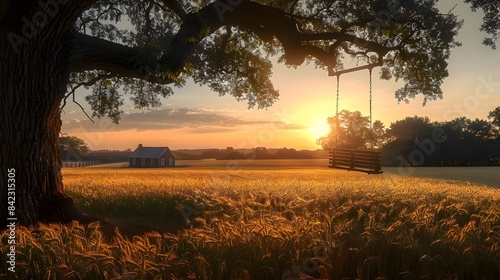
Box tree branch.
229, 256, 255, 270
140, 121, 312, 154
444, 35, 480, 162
69, 32, 174, 84
160, 0, 187, 21
218, 2, 392, 67
70, 1, 397, 84
62, 72, 116, 109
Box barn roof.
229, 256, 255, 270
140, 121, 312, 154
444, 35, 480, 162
129, 146, 172, 158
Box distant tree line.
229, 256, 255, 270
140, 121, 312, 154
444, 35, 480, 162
65, 145, 328, 162
60, 142, 135, 163
208, 147, 326, 160
59, 135, 90, 162
318, 107, 500, 166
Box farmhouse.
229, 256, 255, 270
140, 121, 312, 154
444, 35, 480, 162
129, 144, 176, 168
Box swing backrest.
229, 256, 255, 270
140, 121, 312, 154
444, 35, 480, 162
329, 148, 383, 174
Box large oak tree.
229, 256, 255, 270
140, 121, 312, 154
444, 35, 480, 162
0, 0, 498, 227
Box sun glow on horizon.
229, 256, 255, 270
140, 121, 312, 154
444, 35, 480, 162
308, 118, 331, 140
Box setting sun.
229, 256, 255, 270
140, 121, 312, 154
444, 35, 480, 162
308, 118, 331, 139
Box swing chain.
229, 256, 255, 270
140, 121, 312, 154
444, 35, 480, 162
369, 68, 373, 130
369, 68, 374, 149
336, 75, 340, 116
335, 75, 340, 148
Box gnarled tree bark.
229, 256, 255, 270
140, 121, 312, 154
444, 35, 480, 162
0, 0, 96, 227
0, 33, 87, 227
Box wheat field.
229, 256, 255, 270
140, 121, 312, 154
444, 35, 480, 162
1, 167, 500, 279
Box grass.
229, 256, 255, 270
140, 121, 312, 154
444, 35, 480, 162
1, 167, 500, 279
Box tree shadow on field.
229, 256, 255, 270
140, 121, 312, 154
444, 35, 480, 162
96, 214, 192, 240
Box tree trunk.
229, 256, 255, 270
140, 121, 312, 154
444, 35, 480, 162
0, 30, 87, 228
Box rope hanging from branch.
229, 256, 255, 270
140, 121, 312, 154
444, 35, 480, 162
336, 75, 340, 117
369, 68, 373, 131
335, 75, 340, 148
369, 68, 374, 149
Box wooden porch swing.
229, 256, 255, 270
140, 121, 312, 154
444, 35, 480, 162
327, 57, 383, 175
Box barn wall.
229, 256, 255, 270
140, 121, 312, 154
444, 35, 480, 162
128, 148, 176, 168
129, 157, 175, 168
159, 152, 175, 168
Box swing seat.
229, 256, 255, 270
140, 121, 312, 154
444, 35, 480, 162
329, 148, 383, 174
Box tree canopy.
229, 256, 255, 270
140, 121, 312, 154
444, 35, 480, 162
488, 106, 500, 133
59, 135, 90, 161
465, 0, 500, 49
60, 0, 473, 125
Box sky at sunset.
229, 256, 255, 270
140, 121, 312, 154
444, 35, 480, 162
62, 1, 500, 151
